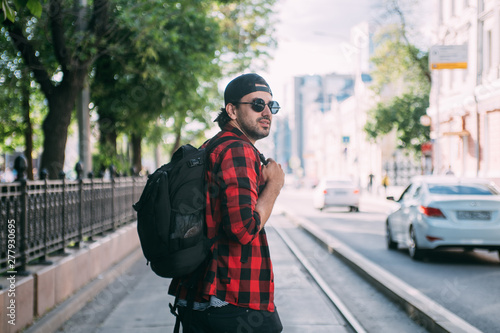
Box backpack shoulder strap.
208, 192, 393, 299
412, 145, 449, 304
205, 135, 267, 166
204, 135, 243, 156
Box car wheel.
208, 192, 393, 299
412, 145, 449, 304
408, 226, 425, 260
386, 221, 398, 250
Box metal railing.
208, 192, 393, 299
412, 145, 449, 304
384, 159, 422, 187
0, 159, 146, 275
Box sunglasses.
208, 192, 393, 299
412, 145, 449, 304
236, 98, 280, 114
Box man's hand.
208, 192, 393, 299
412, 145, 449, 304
261, 158, 285, 192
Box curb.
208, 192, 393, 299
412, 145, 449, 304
24, 248, 143, 333
283, 212, 482, 333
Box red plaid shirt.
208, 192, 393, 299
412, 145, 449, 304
168, 124, 275, 312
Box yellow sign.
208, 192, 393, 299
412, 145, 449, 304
429, 45, 468, 70
431, 62, 468, 69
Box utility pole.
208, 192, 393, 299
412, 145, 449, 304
434, 70, 441, 174
76, 0, 92, 176
475, 3, 484, 177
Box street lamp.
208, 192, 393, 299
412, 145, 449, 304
420, 115, 431, 126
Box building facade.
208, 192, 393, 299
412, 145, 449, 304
429, 0, 500, 185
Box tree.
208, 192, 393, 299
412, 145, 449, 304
2, 0, 112, 178
89, 0, 221, 174
90, 0, 277, 174
2, 0, 278, 178
369, 25, 430, 95
364, 1, 431, 156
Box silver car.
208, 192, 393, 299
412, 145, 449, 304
313, 178, 360, 212
386, 176, 500, 260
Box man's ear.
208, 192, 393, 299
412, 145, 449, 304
226, 103, 238, 120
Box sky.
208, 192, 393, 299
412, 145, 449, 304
261, 0, 436, 105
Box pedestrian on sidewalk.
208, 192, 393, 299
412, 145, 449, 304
168, 73, 285, 333
382, 173, 390, 196
367, 173, 374, 193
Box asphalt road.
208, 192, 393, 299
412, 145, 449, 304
277, 187, 500, 333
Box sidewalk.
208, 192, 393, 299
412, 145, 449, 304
41, 214, 350, 333
359, 186, 405, 214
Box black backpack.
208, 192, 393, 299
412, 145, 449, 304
132, 136, 234, 278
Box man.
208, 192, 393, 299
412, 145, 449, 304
168, 73, 285, 332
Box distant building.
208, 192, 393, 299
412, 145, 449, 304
273, 115, 293, 174
276, 20, 428, 188
291, 73, 356, 181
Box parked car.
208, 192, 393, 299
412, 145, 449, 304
313, 178, 360, 212
385, 175, 500, 260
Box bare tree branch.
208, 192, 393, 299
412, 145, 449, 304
390, 0, 432, 83
49, 0, 70, 72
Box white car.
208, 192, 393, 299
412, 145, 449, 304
386, 175, 500, 260
313, 178, 360, 212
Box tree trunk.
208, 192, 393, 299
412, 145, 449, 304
131, 134, 142, 175
170, 115, 185, 157
5, 1, 107, 179
40, 76, 83, 179
21, 75, 34, 180
98, 115, 118, 156
40, 102, 72, 179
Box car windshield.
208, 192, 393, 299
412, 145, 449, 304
427, 183, 499, 195
325, 180, 352, 187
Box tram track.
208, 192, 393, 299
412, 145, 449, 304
272, 212, 483, 333
273, 225, 367, 333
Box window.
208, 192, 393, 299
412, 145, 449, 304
413, 186, 422, 199
326, 180, 353, 187
485, 30, 492, 72
439, 0, 443, 23
428, 184, 499, 195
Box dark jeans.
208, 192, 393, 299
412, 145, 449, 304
178, 304, 283, 333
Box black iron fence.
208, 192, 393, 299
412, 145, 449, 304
0, 161, 146, 275
384, 159, 423, 187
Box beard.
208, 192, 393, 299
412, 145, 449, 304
237, 115, 271, 142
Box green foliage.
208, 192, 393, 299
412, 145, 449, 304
2, 0, 278, 176
92, 143, 130, 176
0, 25, 44, 155
91, 0, 278, 164
2, 0, 42, 22
364, 93, 430, 154
216, 0, 277, 73
364, 20, 431, 156
90, 0, 223, 166
370, 25, 430, 95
